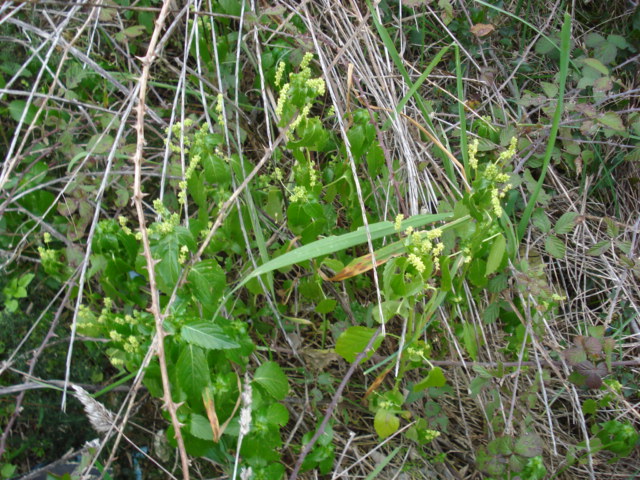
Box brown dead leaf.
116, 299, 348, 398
470, 23, 495, 37
328, 252, 394, 281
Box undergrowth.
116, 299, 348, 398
1, 0, 639, 479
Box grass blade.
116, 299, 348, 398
517, 11, 572, 241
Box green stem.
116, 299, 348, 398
517, 12, 572, 242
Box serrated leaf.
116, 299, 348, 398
563, 347, 587, 365
9, 100, 37, 124
581, 336, 603, 356
176, 345, 209, 401
514, 433, 543, 458
189, 413, 214, 441
532, 209, 551, 233
582, 398, 598, 415
267, 402, 289, 427
604, 218, 619, 237
151, 227, 195, 293
188, 260, 225, 311
335, 326, 383, 363
587, 240, 610, 256
413, 367, 447, 391
598, 112, 624, 132
545, 235, 566, 259
254, 361, 289, 401
554, 212, 578, 234
374, 409, 400, 439
181, 322, 240, 350
485, 234, 506, 276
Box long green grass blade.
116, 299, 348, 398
235, 212, 452, 291
517, 11, 572, 241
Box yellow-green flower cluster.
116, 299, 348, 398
300, 51, 314, 71
215, 93, 225, 127
405, 226, 445, 273
178, 245, 189, 265
37, 246, 56, 264
165, 119, 195, 154
306, 77, 325, 96
289, 185, 308, 203
123, 335, 140, 354
178, 153, 201, 205
274, 61, 286, 87
151, 199, 180, 234
422, 429, 441, 442
468, 138, 480, 170
309, 164, 319, 188
118, 216, 132, 235
290, 103, 312, 134
394, 214, 404, 232
43, 232, 51, 243
273, 167, 283, 182
275, 83, 290, 120
498, 136, 518, 162
408, 253, 426, 273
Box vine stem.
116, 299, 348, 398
130, 0, 190, 478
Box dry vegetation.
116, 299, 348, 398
1, 0, 639, 479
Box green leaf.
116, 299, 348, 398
254, 361, 289, 401
514, 433, 543, 458
237, 212, 452, 291
374, 409, 400, 439
188, 260, 226, 312
587, 240, 610, 256
604, 217, 619, 237
266, 402, 289, 427
315, 298, 337, 314
545, 235, 566, 259
151, 227, 195, 293
176, 345, 209, 401
461, 322, 480, 361
532, 209, 551, 233
468, 258, 487, 288
554, 212, 578, 234
582, 58, 609, 75
9, 100, 38, 124
181, 322, 240, 350
582, 399, 598, 415
413, 367, 447, 392
485, 234, 506, 276
598, 112, 625, 132
189, 414, 213, 441
541, 81, 558, 98
335, 326, 383, 364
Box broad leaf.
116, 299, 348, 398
176, 345, 209, 401
374, 409, 399, 439
485, 234, 506, 276
188, 260, 225, 312
181, 322, 240, 350
335, 326, 383, 363
545, 235, 566, 259
413, 367, 447, 392
554, 212, 578, 234
254, 361, 289, 401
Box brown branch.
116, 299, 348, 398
129, 0, 190, 478
288, 326, 384, 480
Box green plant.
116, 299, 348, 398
1, 272, 34, 313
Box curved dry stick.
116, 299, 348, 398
129, 0, 190, 477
